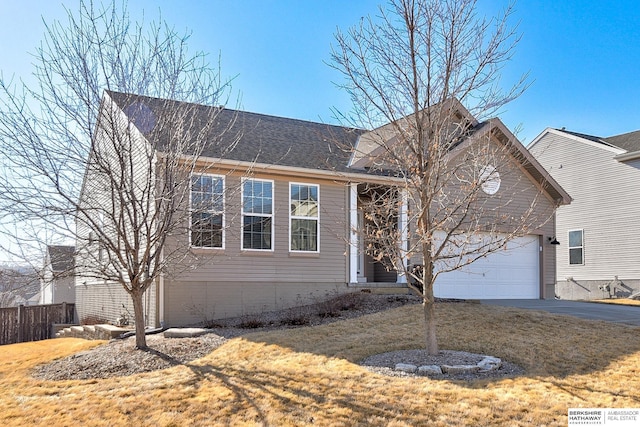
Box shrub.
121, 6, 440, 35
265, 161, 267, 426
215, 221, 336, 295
317, 292, 365, 318
280, 304, 312, 326
239, 315, 265, 329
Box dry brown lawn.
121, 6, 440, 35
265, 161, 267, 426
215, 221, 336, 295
2, 302, 640, 426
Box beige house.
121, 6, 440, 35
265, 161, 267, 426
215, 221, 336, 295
75, 92, 569, 328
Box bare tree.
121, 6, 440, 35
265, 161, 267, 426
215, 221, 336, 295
331, 0, 557, 354
0, 266, 39, 308
0, 1, 236, 348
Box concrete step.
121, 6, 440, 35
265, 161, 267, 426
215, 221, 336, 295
70, 326, 85, 338
53, 323, 78, 338
55, 324, 132, 340
95, 324, 131, 340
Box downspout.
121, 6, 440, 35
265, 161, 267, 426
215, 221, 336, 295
158, 248, 165, 328
397, 189, 408, 283
348, 183, 359, 284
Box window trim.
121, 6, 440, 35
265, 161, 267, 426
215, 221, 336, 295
568, 228, 584, 265
289, 182, 320, 253
190, 173, 225, 250
241, 177, 275, 251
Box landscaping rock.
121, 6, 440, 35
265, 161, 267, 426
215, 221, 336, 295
441, 364, 480, 374
418, 365, 442, 375
478, 356, 502, 372
395, 363, 417, 373
164, 328, 208, 338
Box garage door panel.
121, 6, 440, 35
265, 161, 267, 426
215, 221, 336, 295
434, 234, 539, 299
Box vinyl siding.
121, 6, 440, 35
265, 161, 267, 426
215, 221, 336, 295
530, 131, 640, 282
161, 171, 350, 326
76, 280, 156, 325
75, 93, 157, 326
406, 135, 557, 297
52, 276, 75, 304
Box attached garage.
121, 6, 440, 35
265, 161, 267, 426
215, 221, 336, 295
434, 234, 541, 299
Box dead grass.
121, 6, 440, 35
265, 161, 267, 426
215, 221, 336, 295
592, 298, 640, 307
2, 302, 640, 426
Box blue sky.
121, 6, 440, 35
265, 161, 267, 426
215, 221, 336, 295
1, 0, 640, 145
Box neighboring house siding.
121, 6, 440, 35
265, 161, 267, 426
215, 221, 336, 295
162, 173, 350, 326
41, 247, 76, 305
530, 131, 640, 299
52, 276, 75, 304
40, 279, 53, 305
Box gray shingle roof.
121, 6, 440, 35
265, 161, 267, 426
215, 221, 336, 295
557, 128, 640, 152
603, 130, 640, 152
555, 129, 615, 147
107, 91, 364, 173
47, 245, 75, 272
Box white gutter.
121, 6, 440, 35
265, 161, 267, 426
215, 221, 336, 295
614, 150, 640, 162
184, 155, 405, 185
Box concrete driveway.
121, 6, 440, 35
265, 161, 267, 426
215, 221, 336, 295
481, 299, 640, 326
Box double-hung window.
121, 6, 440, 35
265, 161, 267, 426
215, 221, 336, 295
568, 229, 584, 265
191, 174, 224, 248
242, 178, 274, 250
290, 183, 319, 252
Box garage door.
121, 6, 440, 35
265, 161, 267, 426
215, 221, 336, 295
433, 234, 540, 299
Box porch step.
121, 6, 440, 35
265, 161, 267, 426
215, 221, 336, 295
70, 326, 85, 338
56, 324, 132, 340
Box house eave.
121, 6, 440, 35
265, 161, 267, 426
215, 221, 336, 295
175, 153, 405, 185
614, 150, 640, 162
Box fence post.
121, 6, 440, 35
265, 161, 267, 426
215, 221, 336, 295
17, 304, 25, 343
62, 302, 67, 323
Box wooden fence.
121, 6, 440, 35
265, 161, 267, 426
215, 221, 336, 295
0, 302, 75, 346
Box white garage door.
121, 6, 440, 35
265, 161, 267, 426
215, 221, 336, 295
433, 234, 540, 299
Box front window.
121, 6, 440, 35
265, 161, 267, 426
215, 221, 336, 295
242, 178, 273, 250
568, 229, 583, 265
191, 174, 224, 248
290, 183, 319, 252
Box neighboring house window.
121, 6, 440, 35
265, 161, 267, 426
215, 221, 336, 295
290, 183, 319, 252
191, 174, 224, 248
568, 229, 584, 265
242, 178, 274, 250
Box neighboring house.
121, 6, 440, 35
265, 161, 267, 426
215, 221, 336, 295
0, 265, 40, 307
75, 91, 569, 327
529, 128, 640, 300
40, 245, 76, 305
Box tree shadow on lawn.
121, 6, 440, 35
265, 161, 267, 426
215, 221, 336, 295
167, 304, 639, 426
97, 303, 639, 424
227, 302, 640, 383
177, 353, 441, 426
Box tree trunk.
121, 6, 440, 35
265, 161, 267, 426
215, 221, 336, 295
132, 289, 147, 349
423, 283, 438, 355
421, 231, 438, 355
